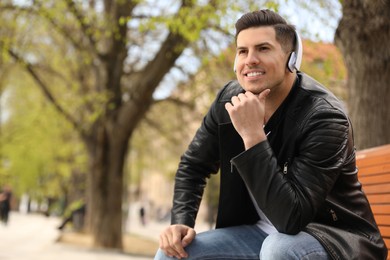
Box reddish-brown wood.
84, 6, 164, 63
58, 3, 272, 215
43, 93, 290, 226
357, 144, 390, 258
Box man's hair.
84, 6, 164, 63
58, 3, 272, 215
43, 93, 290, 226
235, 9, 297, 53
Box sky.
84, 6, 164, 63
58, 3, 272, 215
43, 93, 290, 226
280, 0, 342, 43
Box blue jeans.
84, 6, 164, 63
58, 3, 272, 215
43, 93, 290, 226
154, 225, 330, 260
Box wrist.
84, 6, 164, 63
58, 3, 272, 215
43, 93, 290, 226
243, 132, 267, 150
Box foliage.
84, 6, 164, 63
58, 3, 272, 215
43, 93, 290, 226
0, 69, 87, 201
0, 0, 342, 248
300, 40, 347, 100
0, 0, 342, 195
0, 0, 237, 248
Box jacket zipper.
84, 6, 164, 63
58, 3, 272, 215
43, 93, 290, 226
330, 209, 338, 221
283, 162, 288, 174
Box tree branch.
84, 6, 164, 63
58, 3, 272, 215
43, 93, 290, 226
143, 117, 182, 146
153, 96, 195, 110
103, 0, 137, 107
64, 0, 98, 52
8, 49, 87, 139
119, 0, 227, 136
0, 2, 99, 57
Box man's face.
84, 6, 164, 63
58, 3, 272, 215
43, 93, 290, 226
235, 26, 290, 94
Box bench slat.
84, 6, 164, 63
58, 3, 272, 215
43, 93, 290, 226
359, 173, 390, 185
356, 144, 390, 159
366, 193, 390, 204
357, 154, 390, 167
374, 215, 390, 226
379, 226, 390, 238
370, 205, 390, 215
355, 144, 390, 259
362, 183, 390, 195
358, 163, 390, 177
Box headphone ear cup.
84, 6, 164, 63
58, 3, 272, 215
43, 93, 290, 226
233, 55, 237, 72
287, 51, 297, 73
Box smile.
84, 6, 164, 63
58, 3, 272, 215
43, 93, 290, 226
245, 71, 264, 77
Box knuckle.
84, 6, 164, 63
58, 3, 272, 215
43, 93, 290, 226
172, 237, 181, 245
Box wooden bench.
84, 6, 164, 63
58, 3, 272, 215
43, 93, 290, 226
356, 144, 390, 258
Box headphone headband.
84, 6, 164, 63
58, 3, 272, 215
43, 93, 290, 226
294, 30, 303, 70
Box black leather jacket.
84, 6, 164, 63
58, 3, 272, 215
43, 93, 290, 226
171, 72, 387, 260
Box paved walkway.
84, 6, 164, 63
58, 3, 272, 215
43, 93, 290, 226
0, 212, 153, 260
0, 211, 210, 260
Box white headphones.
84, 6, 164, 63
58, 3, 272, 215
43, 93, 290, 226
287, 30, 303, 72
233, 30, 303, 73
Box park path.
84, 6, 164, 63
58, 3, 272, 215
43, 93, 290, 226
0, 212, 153, 260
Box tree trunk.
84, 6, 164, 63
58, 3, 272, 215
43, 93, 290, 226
85, 119, 130, 249
335, 0, 390, 150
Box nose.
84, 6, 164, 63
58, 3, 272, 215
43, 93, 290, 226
245, 50, 260, 67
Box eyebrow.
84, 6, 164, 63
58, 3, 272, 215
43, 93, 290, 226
236, 46, 247, 52
236, 42, 273, 51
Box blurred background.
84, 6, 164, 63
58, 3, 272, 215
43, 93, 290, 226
0, 0, 389, 258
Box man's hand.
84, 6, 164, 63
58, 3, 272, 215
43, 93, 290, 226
225, 89, 270, 149
159, 224, 196, 259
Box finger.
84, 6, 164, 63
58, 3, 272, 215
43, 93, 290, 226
231, 96, 240, 106
182, 228, 196, 248
225, 102, 233, 113
164, 229, 183, 259
172, 228, 188, 258
258, 89, 271, 100
237, 93, 247, 101
244, 91, 256, 99
160, 232, 175, 258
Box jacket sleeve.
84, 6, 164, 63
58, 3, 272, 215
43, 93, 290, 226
170, 92, 222, 228
231, 105, 350, 234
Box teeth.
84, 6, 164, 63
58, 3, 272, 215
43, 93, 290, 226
247, 71, 264, 77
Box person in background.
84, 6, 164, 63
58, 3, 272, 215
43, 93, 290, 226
57, 201, 86, 231
154, 9, 387, 260
139, 206, 146, 226
0, 185, 12, 225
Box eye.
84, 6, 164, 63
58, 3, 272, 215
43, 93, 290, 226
258, 46, 269, 51
237, 49, 247, 55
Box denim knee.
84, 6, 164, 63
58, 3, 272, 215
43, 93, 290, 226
260, 232, 288, 259
260, 232, 330, 260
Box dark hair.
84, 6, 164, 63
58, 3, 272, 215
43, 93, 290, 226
235, 9, 297, 53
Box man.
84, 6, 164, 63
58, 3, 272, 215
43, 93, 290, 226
155, 9, 387, 260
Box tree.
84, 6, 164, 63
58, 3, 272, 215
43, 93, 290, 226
335, 0, 390, 149
0, 0, 233, 249
0, 0, 342, 249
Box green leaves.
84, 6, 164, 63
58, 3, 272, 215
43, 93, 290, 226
1, 72, 87, 198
